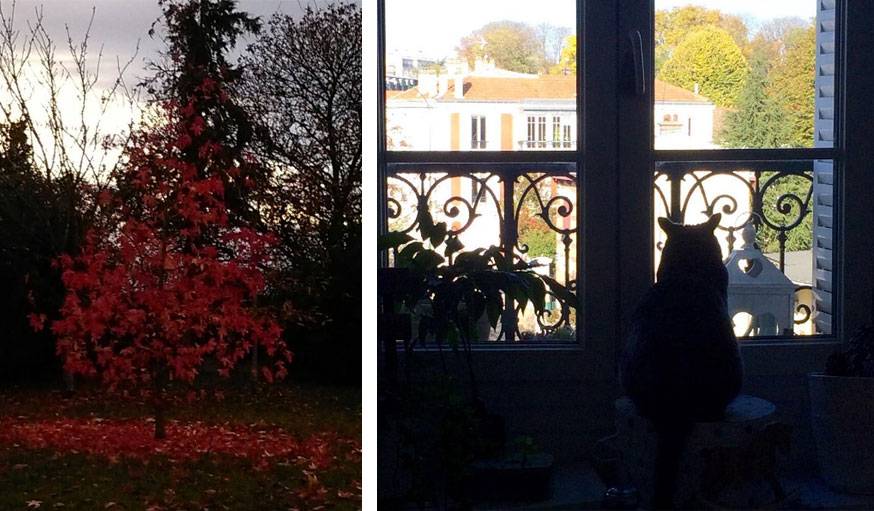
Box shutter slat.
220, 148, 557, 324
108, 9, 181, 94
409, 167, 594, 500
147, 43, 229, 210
812, 0, 834, 334
816, 233, 832, 250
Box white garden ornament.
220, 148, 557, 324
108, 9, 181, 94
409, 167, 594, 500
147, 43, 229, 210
725, 223, 796, 336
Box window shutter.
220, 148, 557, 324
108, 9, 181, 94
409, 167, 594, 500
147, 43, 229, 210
813, 0, 836, 333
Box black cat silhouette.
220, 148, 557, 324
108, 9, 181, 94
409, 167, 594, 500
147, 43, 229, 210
620, 214, 743, 509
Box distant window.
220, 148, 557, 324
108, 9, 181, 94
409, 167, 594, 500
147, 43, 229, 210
527, 116, 535, 148
552, 116, 562, 148
470, 178, 488, 203
526, 115, 548, 149
471, 115, 486, 149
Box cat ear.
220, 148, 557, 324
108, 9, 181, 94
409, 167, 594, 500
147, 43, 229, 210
704, 213, 722, 231
658, 217, 678, 236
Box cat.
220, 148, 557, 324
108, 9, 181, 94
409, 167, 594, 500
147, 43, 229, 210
620, 213, 743, 509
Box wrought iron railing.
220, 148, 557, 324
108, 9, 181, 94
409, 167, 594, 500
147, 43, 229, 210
385, 163, 578, 342
654, 161, 821, 334
381, 160, 826, 340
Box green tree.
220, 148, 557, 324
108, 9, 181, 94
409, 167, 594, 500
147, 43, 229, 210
457, 21, 546, 74
769, 25, 816, 148
660, 26, 749, 107
719, 55, 790, 148
655, 6, 749, 72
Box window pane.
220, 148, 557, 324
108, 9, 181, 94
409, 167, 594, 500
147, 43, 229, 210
653, 160, 833, 337
653, 1, 834, 150
385, 0, 577, 151
386, 166, 578, 341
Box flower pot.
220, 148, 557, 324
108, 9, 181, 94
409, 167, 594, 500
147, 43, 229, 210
808, 372, 874, 494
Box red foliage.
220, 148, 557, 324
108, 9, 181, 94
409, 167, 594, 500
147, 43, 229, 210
50, 84, 290, 394
0, 417, 356, 471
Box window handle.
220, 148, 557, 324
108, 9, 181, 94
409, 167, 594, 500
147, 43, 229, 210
628, 30, 645, 96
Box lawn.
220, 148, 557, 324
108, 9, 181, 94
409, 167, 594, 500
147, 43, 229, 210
0, 383, 361, 510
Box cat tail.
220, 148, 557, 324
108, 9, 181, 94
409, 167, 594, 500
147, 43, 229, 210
652, 420, 694, 510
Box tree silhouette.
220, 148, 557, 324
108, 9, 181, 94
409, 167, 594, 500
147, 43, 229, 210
142, 0, 264, 227
238, 3, 361, 382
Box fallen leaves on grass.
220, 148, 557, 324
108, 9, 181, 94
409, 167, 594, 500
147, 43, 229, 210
0, 417, 354, 471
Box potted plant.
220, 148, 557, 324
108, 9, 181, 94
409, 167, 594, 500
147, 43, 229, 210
809, 323, 874, 494
377, 209, 577, 507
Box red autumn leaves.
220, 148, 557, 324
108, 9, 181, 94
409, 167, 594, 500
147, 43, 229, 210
37, 79, 290, 395
0, 417, 355, 471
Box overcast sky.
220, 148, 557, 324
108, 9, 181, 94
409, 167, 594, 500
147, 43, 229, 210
0, 0, 359, 175
386, 0, 816, 59
3, 0, 357, 85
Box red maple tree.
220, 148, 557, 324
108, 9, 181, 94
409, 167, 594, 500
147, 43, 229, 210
48, 79, 290, 439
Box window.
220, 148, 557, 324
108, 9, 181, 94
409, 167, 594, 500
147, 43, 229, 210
469, 176, 488, 203
381, 0, 580, 343
552, 116, 561, 148
646, 0, 837, 338
526, 115, 548, 149
379, 0, 862, 348
471, 115, 486, 149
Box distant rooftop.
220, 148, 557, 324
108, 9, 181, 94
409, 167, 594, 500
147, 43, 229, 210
387, 74, 712, 104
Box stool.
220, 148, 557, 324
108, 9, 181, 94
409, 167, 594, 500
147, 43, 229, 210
615, 395, 788, 508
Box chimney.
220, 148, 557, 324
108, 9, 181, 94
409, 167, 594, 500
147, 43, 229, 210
694, 82, 700, 95
454, 76, 464, 99
417, 72, 437, 97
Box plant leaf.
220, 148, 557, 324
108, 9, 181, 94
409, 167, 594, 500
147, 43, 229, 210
378, 231, 413, 251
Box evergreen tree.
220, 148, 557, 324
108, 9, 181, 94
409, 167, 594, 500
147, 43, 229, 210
140, 0, 264, 227
719, 55, 790, 148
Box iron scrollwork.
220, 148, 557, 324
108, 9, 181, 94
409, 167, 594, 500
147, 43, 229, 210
654, 165, 817, 336
385, 166, 578, 341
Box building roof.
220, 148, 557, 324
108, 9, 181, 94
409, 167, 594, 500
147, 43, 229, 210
654, 79, 711, 103
446, 75, 575, 101
386, 75, 711, 104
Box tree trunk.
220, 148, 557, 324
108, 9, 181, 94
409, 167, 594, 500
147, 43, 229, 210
62, 370, 75, 397
154, 400, 167, 440
251, 339, 259, 384
152, 362, 168, 440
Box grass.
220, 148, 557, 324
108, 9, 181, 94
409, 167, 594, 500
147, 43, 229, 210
0, 382, 361, 510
